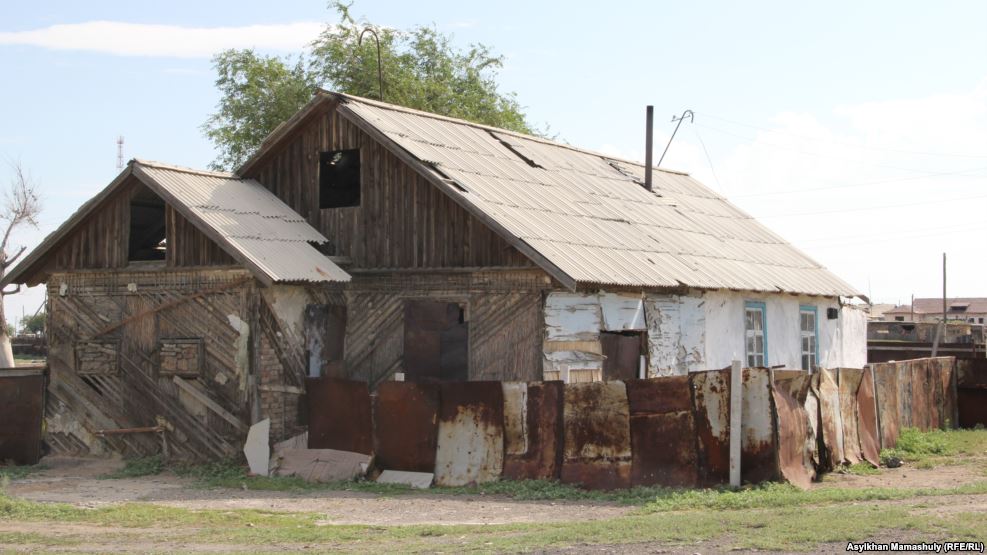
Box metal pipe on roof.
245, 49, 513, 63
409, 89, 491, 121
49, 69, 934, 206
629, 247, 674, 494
645, 106, 654, 192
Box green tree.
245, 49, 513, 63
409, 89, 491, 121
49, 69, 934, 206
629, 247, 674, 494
203, 1, 534, 170
20, 312, 44, 335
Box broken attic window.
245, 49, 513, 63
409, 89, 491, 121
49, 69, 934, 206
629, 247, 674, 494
319, 149, 361, 208
128, 185, 166, 261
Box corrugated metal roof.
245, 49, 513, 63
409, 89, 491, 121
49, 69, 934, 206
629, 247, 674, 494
337, 93, 858, 297
132, 160, 350, 284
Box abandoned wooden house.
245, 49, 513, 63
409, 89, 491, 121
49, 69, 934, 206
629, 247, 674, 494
3, 90, 866, 458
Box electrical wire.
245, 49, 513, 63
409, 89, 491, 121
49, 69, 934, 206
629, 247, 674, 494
692, 126, 722, 190
696, 122, 983, 175
757, 191, 987, 218
733, 166, 987, 198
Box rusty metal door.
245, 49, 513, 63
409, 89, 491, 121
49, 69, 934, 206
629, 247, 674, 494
600, 332, 644, 381
403, 300, 468, 383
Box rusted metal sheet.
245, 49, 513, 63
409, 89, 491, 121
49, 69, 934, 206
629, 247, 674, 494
305, 377, 373, 455
871, 362, 900, 449
404, 300, 468, 383
911, 362, 931, 431
838, 368, 863, 465
626, 376, 692, 415
771, 380, 813, 489
897, 360, 914, 430
804, 374, 821, 468
817, 369, 844, 469
627, 377, 698, 487
929, 359, 944, 430
690, 369, 730, 485
434, 381, 505, 487
0, 368, 46, 465
940, 358, 957, 428
502, 381, 564, 480
741, 368, 777, 483
856, 368, 880, 467
560, 381, 631, 489
373, 381, 440, 472
630, 412, 698, 487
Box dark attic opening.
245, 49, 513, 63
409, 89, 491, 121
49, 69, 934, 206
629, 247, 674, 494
319, 149, 361, 209
128, 185, 166, 261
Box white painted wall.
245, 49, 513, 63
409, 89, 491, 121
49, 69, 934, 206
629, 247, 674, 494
542, 289, 867, 378
698, 290, 866, 371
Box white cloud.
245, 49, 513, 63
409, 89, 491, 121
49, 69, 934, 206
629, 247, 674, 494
0, 21, 325, 58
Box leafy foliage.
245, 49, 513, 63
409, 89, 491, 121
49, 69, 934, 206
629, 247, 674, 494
18, 312, 43, 335
101, 456, 165, 479
203, 1, 534, 170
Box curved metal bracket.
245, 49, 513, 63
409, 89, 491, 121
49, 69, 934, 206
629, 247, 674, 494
658, 109, 695, 168
358, 28, 384, 101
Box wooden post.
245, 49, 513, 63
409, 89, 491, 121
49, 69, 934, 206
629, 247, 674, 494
729, 359, 742, 488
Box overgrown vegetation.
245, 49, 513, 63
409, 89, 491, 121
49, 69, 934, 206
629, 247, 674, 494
878, 427, 986, 469
100, 456, 165, 479
0, 464, 45, 481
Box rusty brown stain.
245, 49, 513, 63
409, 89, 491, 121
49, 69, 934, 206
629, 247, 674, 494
433, 381, 505, 487
305, 377, 373, 455
741, 368, 778, 484
911, 363, 931, 431
690, 369, 731, 486
856, 368, 881, 467
817, 368, 844, 470
0, 370, 46, 465
373, 381, 440, 473
560, 381, 631, 490
626, 376, 699, 487
770, 380, 813, 489
838, 368, 863, 465
625, 376, 691, 415
940, 358, 957, 428
503, 381, 564, 481
872, 362, 900, 449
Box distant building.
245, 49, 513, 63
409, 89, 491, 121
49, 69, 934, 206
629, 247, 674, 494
867, 303, 896, 321
884, 298, 987, 324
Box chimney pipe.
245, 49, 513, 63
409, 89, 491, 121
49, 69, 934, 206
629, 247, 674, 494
644, 105, 654, 192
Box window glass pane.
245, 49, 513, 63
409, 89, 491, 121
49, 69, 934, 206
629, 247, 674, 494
755, 336, 763, 354
801, 355, 809, 370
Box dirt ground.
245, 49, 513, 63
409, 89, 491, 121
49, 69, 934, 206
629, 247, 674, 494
3, 454, 986, 553
6, 457, 630, 525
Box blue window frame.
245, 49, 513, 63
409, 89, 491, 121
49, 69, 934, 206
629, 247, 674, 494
799, 305, 819, 371
744, 301, 767, 367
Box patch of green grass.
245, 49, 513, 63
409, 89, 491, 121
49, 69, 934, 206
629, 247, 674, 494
0, 531, 79, 546
879, 428, 987, 469
840, 462, 881, 476
0, 464, 46, 481
1, 485, 984, 553
101, 456, 164, 479
637, 480, 987, 513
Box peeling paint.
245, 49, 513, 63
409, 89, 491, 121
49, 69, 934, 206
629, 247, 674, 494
227, 314, 250, 391
544, 293, 602, 341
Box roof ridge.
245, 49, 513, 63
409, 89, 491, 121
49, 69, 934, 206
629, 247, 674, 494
132, 158, 239, 179
324, 90, 691, 177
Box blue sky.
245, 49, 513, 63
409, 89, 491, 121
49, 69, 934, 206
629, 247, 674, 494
2, 1, 986, 325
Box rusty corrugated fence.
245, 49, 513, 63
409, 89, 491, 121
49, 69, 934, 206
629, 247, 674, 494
305, 357, 956, 490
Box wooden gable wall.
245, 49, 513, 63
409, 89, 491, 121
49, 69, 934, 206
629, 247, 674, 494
243, 106, 533, 270
35, 176, 235, 279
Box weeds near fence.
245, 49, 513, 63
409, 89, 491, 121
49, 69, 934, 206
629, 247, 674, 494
100, 456, 165, 479
0, 464, 46, 481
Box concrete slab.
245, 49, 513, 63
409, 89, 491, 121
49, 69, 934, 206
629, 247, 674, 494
376, 470, 434, 489
243, 418, 270, 476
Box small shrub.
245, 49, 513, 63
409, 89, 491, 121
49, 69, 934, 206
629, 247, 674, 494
894, 428, 952, 457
